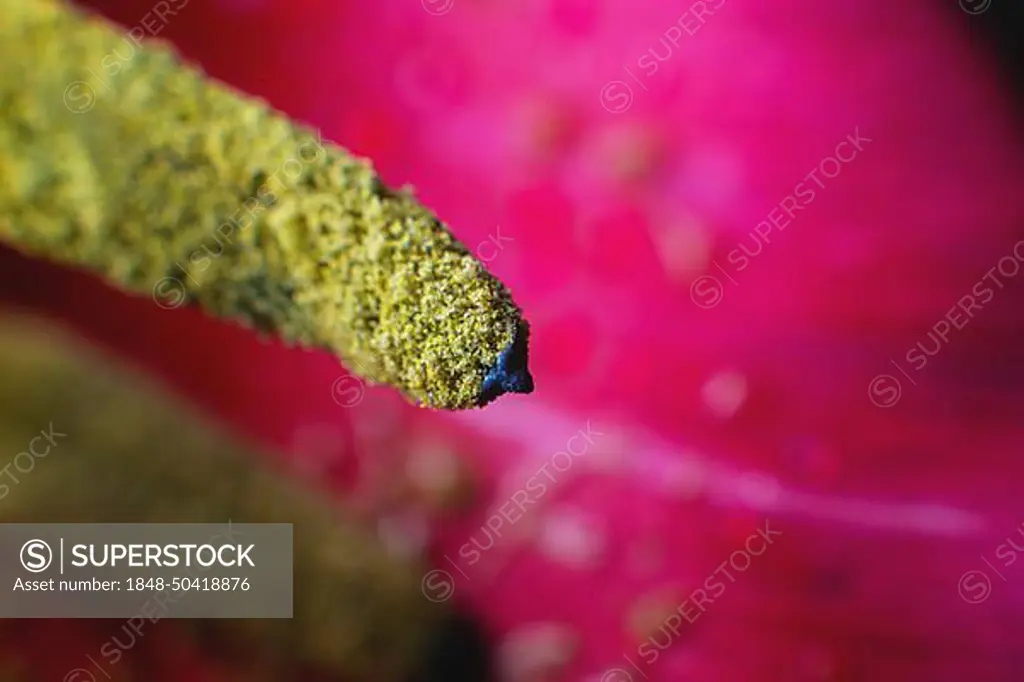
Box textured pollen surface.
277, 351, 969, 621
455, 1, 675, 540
0, 315, 442, 682
0, 0, 525, 410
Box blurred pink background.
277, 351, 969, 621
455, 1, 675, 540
2, 0, 1024, 680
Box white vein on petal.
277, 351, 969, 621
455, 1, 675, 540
452, 400, 987, 538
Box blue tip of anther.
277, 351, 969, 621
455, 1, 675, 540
478, 321, 534, 407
